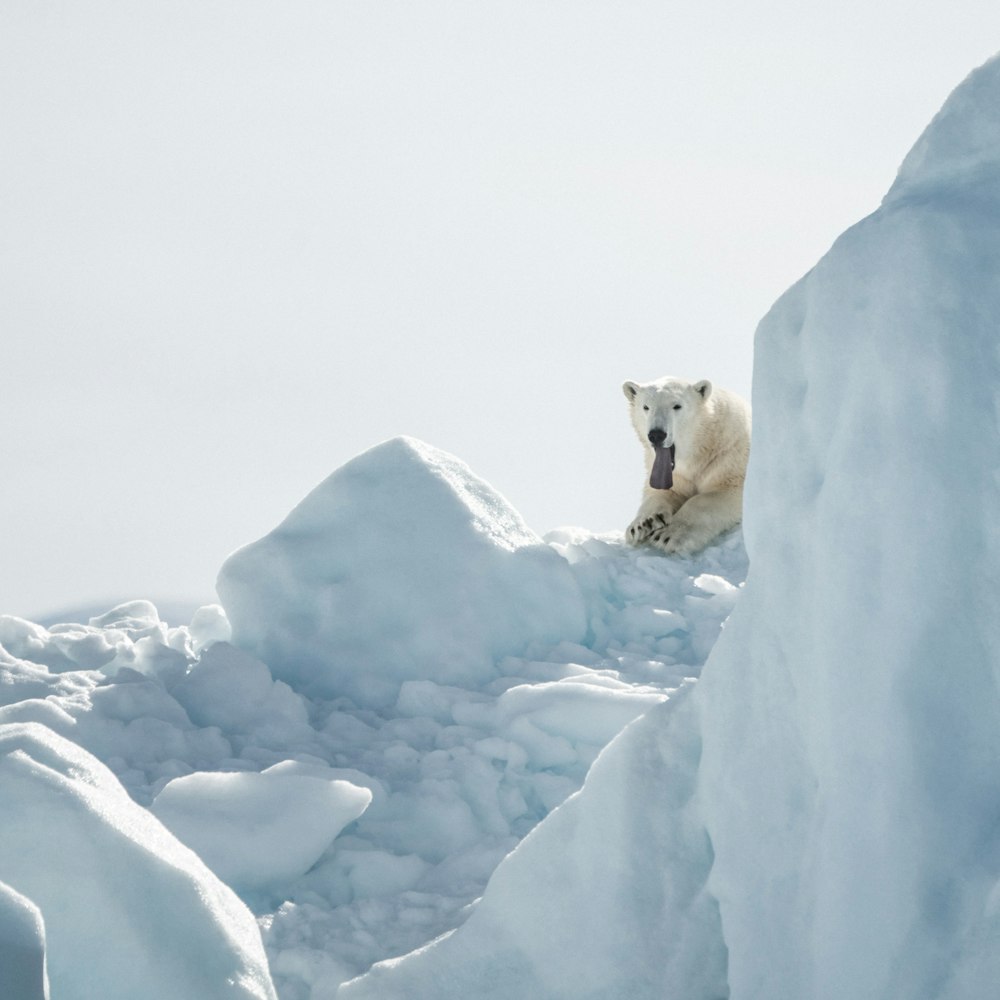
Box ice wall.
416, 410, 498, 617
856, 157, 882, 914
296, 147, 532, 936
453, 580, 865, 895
699, 52, 1000, 999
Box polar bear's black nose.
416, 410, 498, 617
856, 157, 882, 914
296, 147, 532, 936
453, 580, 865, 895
648, 428, 667, 446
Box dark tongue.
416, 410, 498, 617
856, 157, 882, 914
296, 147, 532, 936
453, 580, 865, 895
649, 444, 675, 490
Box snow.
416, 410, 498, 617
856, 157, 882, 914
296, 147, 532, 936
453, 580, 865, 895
171, 641, 311, 740
0, 880, 49, 1000
4, 49, 1000, 1000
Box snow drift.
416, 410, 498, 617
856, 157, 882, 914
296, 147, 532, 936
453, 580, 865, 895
217, 436, 588, 708
340, 52, 1000, 1000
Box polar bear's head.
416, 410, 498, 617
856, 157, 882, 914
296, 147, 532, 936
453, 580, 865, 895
622, 376, 713, 452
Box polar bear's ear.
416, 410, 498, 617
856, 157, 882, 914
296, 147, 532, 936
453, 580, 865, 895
693, 379, 713, 401
622, 381, 640, 402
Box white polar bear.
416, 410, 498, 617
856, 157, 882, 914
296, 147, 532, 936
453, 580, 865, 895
623, 375, 751, 555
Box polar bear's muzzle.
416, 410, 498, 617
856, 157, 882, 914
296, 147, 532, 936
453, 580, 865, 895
649, 444, 675, 490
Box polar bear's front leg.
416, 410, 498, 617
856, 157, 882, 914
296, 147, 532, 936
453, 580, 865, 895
626, 490, 686, 545
646, 488, 743, 555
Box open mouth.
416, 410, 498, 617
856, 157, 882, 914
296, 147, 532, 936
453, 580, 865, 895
649, 444, 675, 490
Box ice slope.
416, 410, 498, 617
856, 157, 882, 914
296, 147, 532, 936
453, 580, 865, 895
0, 438, 747, 999
342, 52, 1000, 1000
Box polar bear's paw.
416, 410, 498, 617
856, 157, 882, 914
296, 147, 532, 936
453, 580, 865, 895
626, 512, 670, 545
646, 518, 708, 556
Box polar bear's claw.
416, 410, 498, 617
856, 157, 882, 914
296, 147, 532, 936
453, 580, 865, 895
648, 526, 673, 548
627, 512, 670, 544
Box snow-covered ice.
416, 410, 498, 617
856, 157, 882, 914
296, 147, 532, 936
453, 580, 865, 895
0, 722, 276, 1000
5, 49, 1000, 1000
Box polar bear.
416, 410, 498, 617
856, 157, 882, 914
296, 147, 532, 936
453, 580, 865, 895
623, 376, 750, 555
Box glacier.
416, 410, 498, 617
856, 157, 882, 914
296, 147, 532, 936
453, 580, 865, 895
2, 49, 1000, 1000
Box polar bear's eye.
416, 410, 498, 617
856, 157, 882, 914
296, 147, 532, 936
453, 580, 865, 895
642, 405, 649, 411
673, 404, 682, 410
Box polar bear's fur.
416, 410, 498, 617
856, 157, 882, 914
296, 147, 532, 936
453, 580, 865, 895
623, 375, 750, 555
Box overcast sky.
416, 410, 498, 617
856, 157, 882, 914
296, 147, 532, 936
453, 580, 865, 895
3, 1, 999, 620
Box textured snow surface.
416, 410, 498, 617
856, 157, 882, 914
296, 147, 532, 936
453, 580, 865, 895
340, 689, 727, 1000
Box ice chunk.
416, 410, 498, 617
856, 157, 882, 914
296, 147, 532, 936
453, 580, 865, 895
188, 603, 233, 653
0, 603, 191, 681
0, 880, 49, 1000
0, 722, 276, 1000
172, 642, 309, 738
887, 54, 1000, 204
87, 599, 162, 631
495, 678, 666, 747
217, 437, 586, 707
0, 617, 80, 672
151, 766, 372, 893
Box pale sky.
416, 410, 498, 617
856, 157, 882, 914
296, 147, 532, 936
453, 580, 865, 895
3, 2, 999, 620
